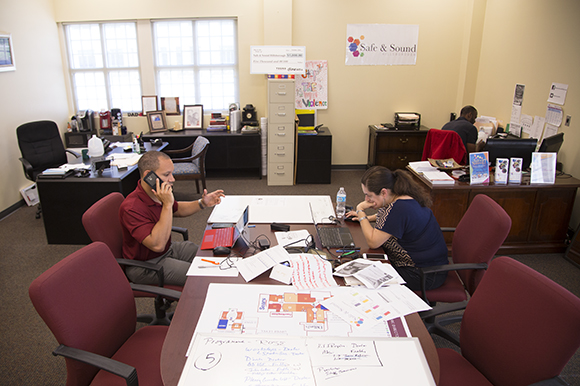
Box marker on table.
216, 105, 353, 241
336, 248, 360, 253
201, 259, 220, 265
341, 250, 357, 257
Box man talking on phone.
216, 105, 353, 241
119, 150, 225, 286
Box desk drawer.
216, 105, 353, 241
268, 144, 294, 163
376, 133, 426, 152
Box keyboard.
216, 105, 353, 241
213, 228, 233, 247
317, 226, 354, 248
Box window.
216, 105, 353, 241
63, 19, 238, 114
64, 22, 142, 112
153, 19, 238, 112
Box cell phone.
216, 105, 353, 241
144, 171, 160, 189
363, 253, 388, 260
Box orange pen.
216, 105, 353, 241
201, 259, 220, 265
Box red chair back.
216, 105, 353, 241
460, 256, 580, 386
29, 242, 136, 386
422, 128, 467, 165
452, 194, 512, 294
82, 192, 125, 259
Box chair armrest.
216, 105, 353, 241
419, 300, 468, 320
421, 262, 488, 275
116, 258, 165, 288
440, 227, 456, 233
163, 144, 194, 157
66, 149, 81, 158
172, 226, 189, 241
19, 157, 34, 180
528, 377, 569, 386
130, 283, 181, 301
53, 344, 138, 386
419, 262, 488, 303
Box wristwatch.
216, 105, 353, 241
198, 198, 205, 210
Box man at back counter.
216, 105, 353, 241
120, 151, 225, 287
442, 105, 485, 153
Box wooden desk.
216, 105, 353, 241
160, 222, 440, 385
143, 129, 262, 178
36, 142, 165, 245
408, 167, 580, 254
368, 125, 429, 170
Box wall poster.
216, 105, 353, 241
295, 60, 328, 109
345, 24, 419, 66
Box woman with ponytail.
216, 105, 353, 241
346, 166, 448, 291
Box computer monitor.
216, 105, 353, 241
484, 137, 538, 170
539, 132, 564, 153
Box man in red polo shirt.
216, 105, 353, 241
120, 151, 225, 286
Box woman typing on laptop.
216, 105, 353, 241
345, 166, 448, 291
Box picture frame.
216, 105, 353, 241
161, 97, 180, 115
183, 104, 204, 129
0, 33, 16, 72
142, 95, 158, 115
146, 110, 167, 133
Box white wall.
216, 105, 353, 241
0, 0, 69, 214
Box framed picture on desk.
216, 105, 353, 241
147, 110, 167, 133
161, 97, 180, 115
183, 104, 204, 129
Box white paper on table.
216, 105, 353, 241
376, 284, 432, 315
275, 229, 311, 248
187, 256, 240, 277
290, 254, 338, 289
235, 245, 291, 282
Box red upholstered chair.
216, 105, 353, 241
29, 242, 179, 386
438, 256, 580, 386
422, 128, 467, 165
82, 192, 186, 325
417, 194, 511, 344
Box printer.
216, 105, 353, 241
394, 112, 421, 130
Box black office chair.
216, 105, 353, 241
17, 120, 80, 218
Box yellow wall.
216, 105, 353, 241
2, 0, 580, 228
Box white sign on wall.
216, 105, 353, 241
250, 46, 306, 75
345, 24, 419, 66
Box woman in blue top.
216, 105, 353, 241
346, 166, 448, 291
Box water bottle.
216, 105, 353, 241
87, 134, 104, 157
336, 187, 347, 218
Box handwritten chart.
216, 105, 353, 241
178, 334, 435, 385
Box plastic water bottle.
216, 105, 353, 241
336, 187, 347, 218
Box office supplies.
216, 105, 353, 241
394, 112, 421, 129
201, 259, 220, 265
201, 205, 249, 250
309, 202, 355, 248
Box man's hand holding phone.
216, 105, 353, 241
144, 171, 174, 206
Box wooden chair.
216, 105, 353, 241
163, 136, 209, 193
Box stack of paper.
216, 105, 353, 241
408, 161, 438, 174
422, 171, 455, 185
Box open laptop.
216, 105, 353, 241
200, 205, 250, 250
309, 202, 355, 248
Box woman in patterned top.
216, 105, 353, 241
346, 166, 448, 291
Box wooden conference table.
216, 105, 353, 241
160, 221, 440, 386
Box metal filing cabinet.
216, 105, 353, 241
268, 79, 295, 185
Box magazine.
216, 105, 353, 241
469, 151, 490, 184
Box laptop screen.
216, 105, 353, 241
234, 205, 250, 242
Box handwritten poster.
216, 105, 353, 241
178, 334, 435, 386
295, 60, 328, 109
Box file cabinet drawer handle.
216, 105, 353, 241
275, 172, 286, 176
274, 153, 286, 156
398, 156, 408, 162
277, 92, 287, 96
276, 133, 286, 137
399, 138, 409, 144
277, 112, 287, 116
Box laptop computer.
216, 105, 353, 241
309, 202, 355, 248
201, 205, 250, 250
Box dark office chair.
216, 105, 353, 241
163, 136, 209, 193
422, 128, 467, 165
417, 194, 511, 345
29, 242, 180, 386
82, 192, 187, 325
437, 256, 580, 386
17, 120, 80, 218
